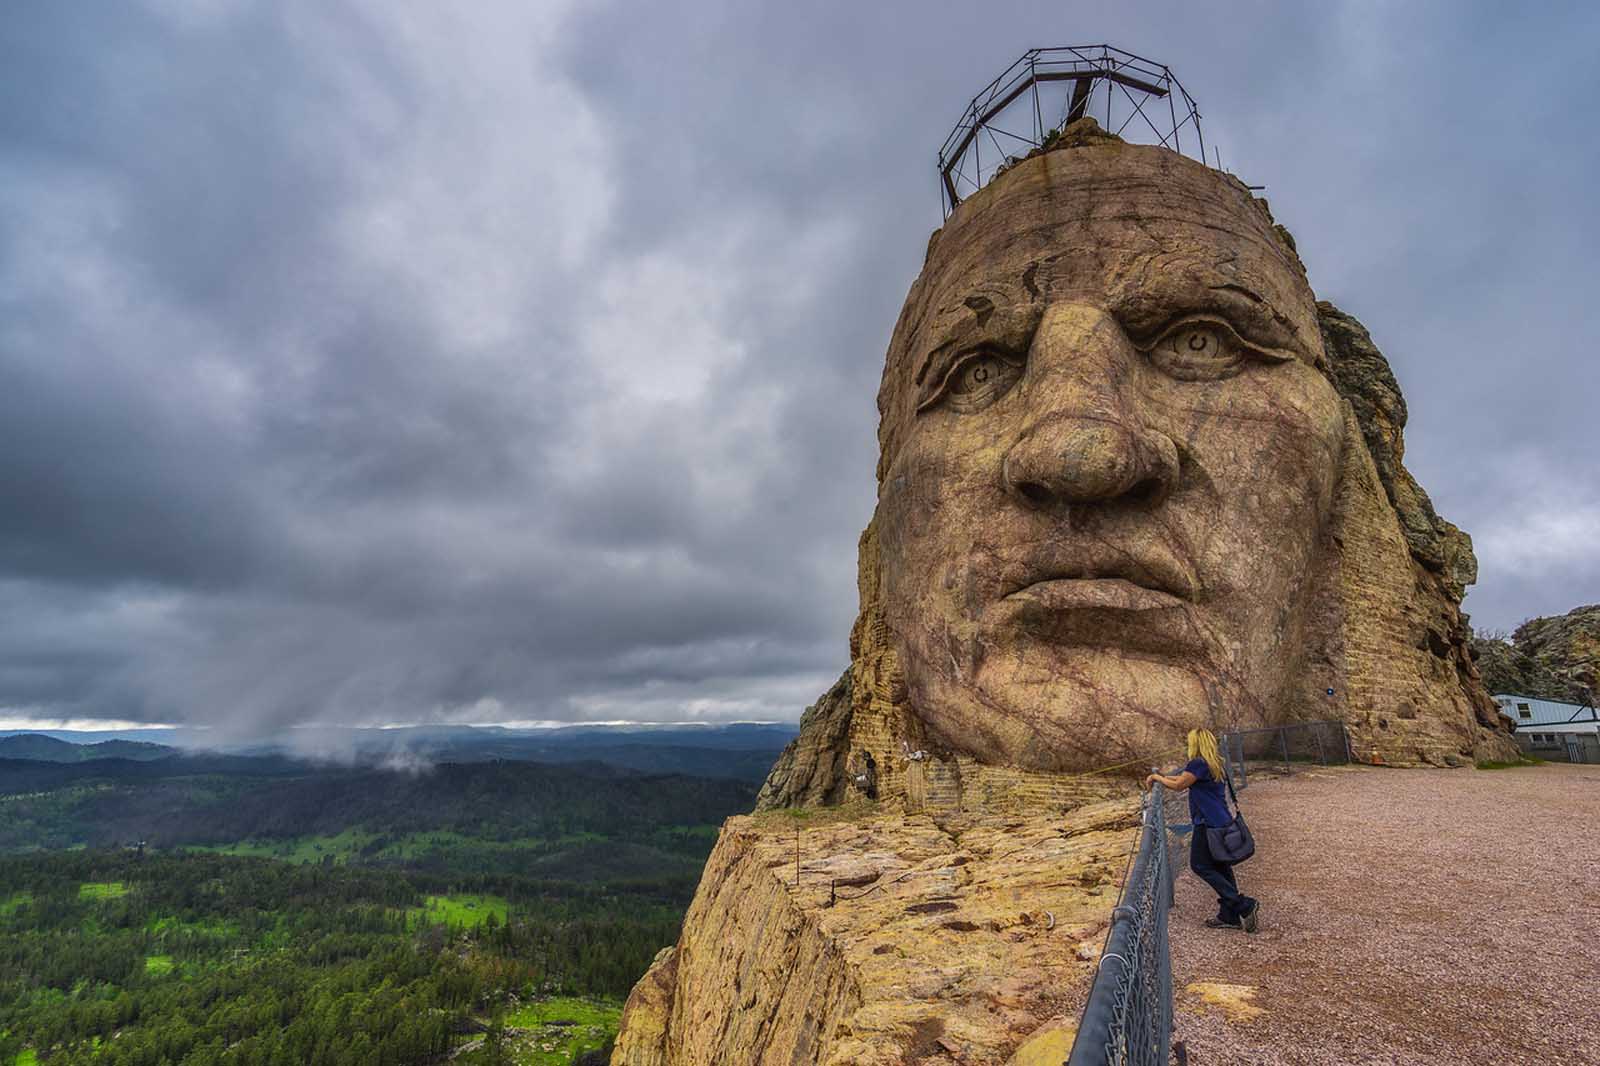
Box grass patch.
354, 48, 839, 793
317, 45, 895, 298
501, 996, 620, 1065
17, 1050, 39, 1066
751, 798, 880, 828
144, 954, 174, 976
77, 882, 128, 901
146, 914, 238, 937
1476, 755, 1545, 770
408, 893, 508, 930
0, 892, 32, 918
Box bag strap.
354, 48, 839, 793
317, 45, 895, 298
1222, 766, 1240, 810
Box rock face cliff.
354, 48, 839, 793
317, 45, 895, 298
1309, 304, 1514, 764
614, 122, 1516, 1066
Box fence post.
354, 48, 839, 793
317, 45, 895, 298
1314, 724, 1327, 767
1279, 729, 1291, 773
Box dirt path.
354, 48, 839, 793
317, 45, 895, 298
1169, 763, 1600, 1065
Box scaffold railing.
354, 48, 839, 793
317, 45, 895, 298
938, 45, 1204, 217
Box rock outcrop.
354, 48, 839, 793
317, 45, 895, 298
1472, 605, 1600, 703
755, 670, 853, 811
612, 799, 1140, 1066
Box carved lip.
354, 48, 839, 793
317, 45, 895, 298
1002, 577, 1187, 612
1000, 549, 1199, 608
988, 571, 1200, 653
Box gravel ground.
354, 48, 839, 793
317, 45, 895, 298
1169, 763, 1600, 1065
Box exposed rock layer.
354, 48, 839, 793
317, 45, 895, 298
612, 800, 1139, 1066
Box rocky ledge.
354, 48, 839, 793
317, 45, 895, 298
612, 798, 1141, 1066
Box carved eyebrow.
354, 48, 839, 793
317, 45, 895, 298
1115, 275, 1305, 354
913, 302, 1039, 401
913, 297, 999, 387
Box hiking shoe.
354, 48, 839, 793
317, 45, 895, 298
1241, 900, 1260, 934
1204, 916, 1242, 930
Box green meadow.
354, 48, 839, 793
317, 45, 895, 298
502, 996, 621, 1065
76, 881, 128, 900
410, 893, 508, 930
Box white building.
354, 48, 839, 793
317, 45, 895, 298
1494, 693, 1599, 763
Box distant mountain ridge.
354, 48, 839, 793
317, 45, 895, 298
0, 733, 178, 763
0, 722, 798, 782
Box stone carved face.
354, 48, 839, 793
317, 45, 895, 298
877, 145, 1347, 770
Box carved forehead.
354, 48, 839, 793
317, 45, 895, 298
898, 146, 1320, 360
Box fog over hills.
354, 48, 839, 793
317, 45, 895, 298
0, 721, 797, 781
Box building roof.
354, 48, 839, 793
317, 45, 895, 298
1494, 693, 1599, 728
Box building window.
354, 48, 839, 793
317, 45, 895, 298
1519, 709, 1533, 720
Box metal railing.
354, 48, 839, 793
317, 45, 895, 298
1066, 782, 1186, 1066
1220, 719, 1351, 792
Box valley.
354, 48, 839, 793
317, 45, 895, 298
0, 728, 785, 1066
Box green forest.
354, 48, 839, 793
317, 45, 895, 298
0, 753, 763, 1065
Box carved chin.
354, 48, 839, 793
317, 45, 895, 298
896, 622, 1231, 772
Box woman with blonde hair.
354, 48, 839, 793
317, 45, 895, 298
1145, 728, 1260, 932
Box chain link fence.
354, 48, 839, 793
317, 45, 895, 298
1066, 781, 1187, 1066
1221, 719, 1351, 792
1066, 723, 1345, 1064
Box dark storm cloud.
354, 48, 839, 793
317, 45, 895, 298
2, 1, 1595, 734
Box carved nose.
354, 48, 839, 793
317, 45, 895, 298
1003, 416, 1179, 508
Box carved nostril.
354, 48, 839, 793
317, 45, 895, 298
1016, 481, 1054, 506
1126, 475, 1169, 508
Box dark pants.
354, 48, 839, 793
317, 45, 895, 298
1190, 826, 1256, 923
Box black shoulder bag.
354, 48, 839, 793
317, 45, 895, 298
1203, 771, 1255, 864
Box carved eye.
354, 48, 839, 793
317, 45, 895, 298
1145, 319, 1251, 381
927, 348, 1024, 414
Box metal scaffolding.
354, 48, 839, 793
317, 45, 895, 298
937, 45, 1205, 217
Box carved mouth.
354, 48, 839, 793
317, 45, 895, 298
986, 552, 1201, 651
1001, 551, 1198, 607
1003, 576, 1186, 612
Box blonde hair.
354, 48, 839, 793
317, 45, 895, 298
1187, 728, 1224, 780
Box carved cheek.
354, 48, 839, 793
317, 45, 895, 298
1152, 371, 1344, 608
882, 429, 1010, 631
1147, 366, 1343, 484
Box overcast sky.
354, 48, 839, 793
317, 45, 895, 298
3, 1, 1597, 734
